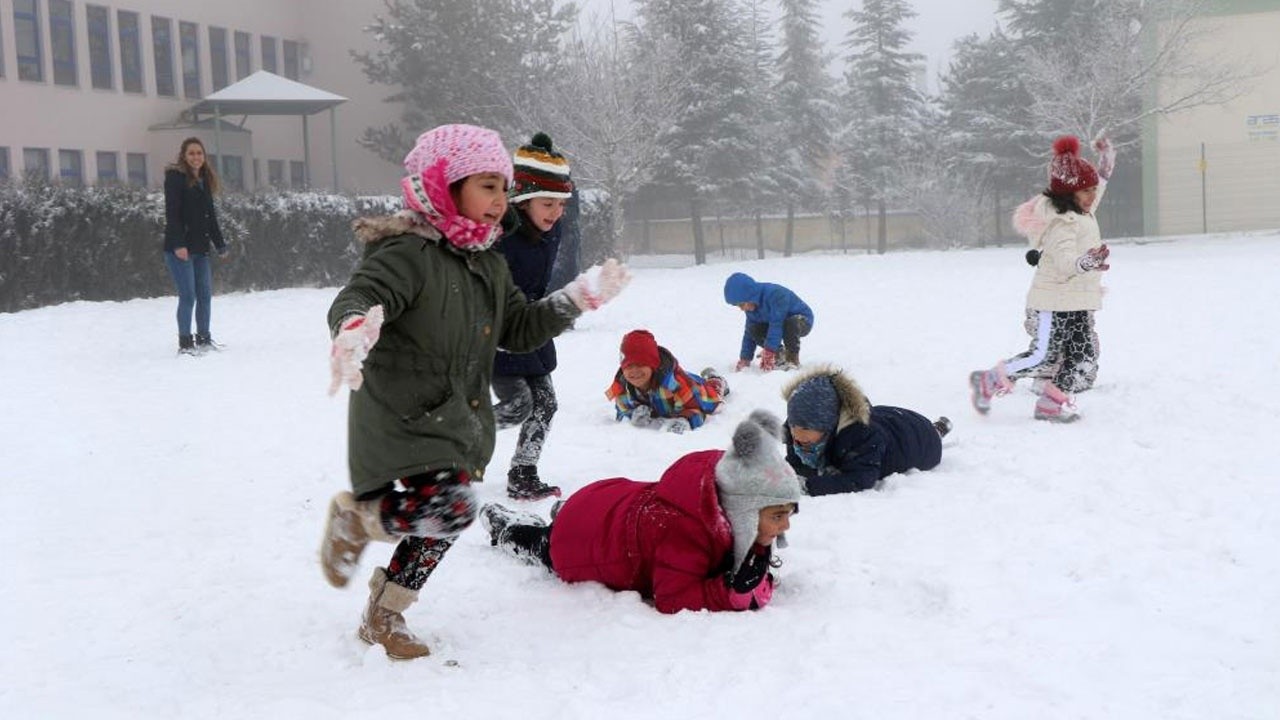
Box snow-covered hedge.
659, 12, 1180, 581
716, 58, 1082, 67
0, 180, 398, 313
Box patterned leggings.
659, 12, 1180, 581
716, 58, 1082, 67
358, 469, 478, 591
492, 374, 557, 469
1004, 309, 1100, 394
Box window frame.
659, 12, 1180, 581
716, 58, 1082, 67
58, 149, 84, 186
260, 35, 277, 74
14, 0, 45, 82
282, 39, 298, 79
96, 151, 119, 183
234, 31, 251, 80
209, 25, 228, 91
151, 16, 175, 97
126, 152, 148, 187
117, 10, 143, 93
86, 4, 113, 90
49, 0, 77, 86
179, 20, 200, 99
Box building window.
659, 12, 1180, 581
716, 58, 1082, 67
86, 5, 112, 90
49, 0, 77, 86
220, 155, 244, 191
260, 35, 277, 74
282, 39, 299, 79
23, 148, 50, 181
252, 158, 260, 187
234, 31, 251, 80
289, 160, 306, 188
118, 10, 142, 93
59, 149, 84, 186
268, 159, 284, 187
96, 151, 119, 183
179, 21, 200, 98
14, 0, 44, 82
126, 153, 147, 186
0, 147, 11, 181
151, 16, 175, 96
209, 26, 227, 91
0, 11, 6, 77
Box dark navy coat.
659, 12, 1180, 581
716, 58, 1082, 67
493, 208, 561, 377
163, 168, 225, 254
781, 367, 942, 496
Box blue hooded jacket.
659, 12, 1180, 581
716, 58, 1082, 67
723, 272, 814, 360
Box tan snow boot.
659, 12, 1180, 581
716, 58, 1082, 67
357, 567, 432, 660
320, 491, 397, 588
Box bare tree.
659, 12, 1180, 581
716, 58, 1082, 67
1017, 0, 1263, 145
507, 10, 686, 260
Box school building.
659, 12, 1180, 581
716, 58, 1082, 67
0, 0, 402, 192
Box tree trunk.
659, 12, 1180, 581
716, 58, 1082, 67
784, 202, 795, 257
691, 196, 706, 266
876, 197, 887, 255
755, 213, 765, 260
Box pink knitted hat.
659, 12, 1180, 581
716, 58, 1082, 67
402, 124, 513, 187
400, 124, 513, 252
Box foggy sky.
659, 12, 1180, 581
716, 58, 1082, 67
578, 0, 1001, 82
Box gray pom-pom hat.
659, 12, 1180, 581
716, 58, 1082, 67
714, 409, 803, 570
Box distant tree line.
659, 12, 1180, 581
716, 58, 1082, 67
357, 0, 1252, 259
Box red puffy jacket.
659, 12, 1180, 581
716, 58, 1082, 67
549, 450, 770, 613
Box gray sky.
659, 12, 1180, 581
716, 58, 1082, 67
578, 0, 1001, 83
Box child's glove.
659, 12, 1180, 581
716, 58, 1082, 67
735, 358, 752, 372
1076, 244, 1111, 273
666, 417, 692, 435
563, 259, 631, 311
759, 348, 778, 372
328, 305, 385, 396
1094, 136, 1116, 181
630, 404, 655, 429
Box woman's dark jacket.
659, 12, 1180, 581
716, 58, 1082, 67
163, 168, 225, 254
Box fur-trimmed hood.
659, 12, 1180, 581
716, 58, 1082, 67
781, 364, 871, 428
352, 211, 445, 246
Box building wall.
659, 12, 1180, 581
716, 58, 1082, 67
0, 0, 400, 191
1149, 3, 1280, 235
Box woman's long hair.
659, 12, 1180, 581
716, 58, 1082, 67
168, 137, 221, 195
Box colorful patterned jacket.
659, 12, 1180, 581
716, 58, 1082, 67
605, 347, 723, 429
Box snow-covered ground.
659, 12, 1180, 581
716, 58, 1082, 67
2, 232, 1277, 719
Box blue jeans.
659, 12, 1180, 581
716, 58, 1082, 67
164, 251, 212, 336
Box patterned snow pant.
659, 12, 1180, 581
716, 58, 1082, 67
747, 315, 812, 358
1004, 309, 1100, 394
492, 373, 557, 469
357, 469, 478, 591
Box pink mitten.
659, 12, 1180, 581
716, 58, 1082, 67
563, 259, 631, 311
735, 358, 752, 372
1094, 136, 1116, 181
328, 305, 385, 395
759, 348, 777, 372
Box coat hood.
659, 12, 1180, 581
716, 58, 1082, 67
723, 272, 761, 305
782, 364, 871, 428
353, 211, 445, 246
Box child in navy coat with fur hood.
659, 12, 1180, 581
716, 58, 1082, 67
782, 366, 950, 496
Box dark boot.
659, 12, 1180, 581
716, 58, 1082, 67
480, 503, 547, 546
782, 347, 800, 369
506, 465, 561, 501
933, 416, 952, 438
178, 334, 196, 356
194, 333, 223, 352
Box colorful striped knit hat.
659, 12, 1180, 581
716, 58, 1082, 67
510, 132, 573, 204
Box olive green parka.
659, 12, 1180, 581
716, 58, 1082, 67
328, 214, 579, 495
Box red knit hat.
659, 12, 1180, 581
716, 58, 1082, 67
619, 330, 660, 369
1048, 136, 1099, 195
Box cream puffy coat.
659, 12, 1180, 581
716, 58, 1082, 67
1015, 186, 1107, 312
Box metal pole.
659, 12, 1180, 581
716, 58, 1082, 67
1200, 142, 1208, 234
213, 103, 224, 177
302, 114, 311, 188
329, 107, 339, 191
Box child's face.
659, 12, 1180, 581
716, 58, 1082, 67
790, 427, 825, 447
1074, 186, 1099, 214
622, 363, 654, 389
755, 504, 795, 546
736, 301, 756, 312
521, 197, 567, 232
452, 172, 509, 225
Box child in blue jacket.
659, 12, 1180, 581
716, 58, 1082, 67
723, 272, 813, 372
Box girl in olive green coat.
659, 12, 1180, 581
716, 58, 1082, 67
319, 124, 629, 659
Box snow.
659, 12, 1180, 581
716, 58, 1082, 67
2, 232, 1277, 718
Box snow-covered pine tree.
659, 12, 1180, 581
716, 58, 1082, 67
353, 0, 577, 162
632, 0, 757, 265
774, 0, 836, 258
839, 0, 926, 255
